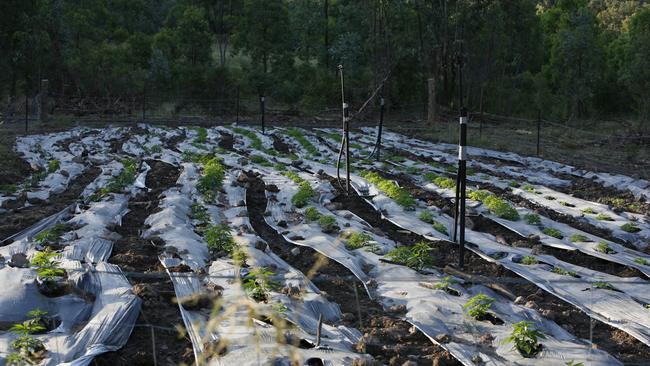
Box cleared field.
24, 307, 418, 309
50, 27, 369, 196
0, 124, 649, 365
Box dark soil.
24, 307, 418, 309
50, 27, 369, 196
327, 174, 650, 364
217, 132, 234, 151
0, 166, 102, 243
244, 171, 460, 366
93, 160, 194, 366
164, 130, 187, 152
271, 134, 291, 154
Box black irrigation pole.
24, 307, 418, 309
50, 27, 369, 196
536, 109, 541, 156
452, 49, 467, 269
260, 94, 265, 134
142, 83, 146, 122
337, 65, 351, 195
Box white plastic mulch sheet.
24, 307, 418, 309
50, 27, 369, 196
252, 164, 619, 365
342, 170, 650, 349
144, 156, 367, 365
0, 190, 140, 365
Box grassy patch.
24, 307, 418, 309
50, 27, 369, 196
634, 257, 648, 265
542, 227, 563, 239
569, 234, 589, 243
386, 242, 434, 271
592, 281, 616, 291
318, 215, 339, 233
250, 155, 273, 167
346, 232, 373, 250
286, 128, 319, 156
552, 267, 579, 277
595, 242, 617, 254
620, 222, 641, 233
424, 174, 456, 190
360, 170, 416, 210
596, 213, 614, 221
193, 127, 208, 143
232, 127, 264, 151
581, 207, 596, 214
304, 206, 321, 221
524, 213, 541, 225
468, 189, 519, 221
0, 183, 18, 194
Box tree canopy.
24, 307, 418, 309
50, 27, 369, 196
1, 0, 648, 122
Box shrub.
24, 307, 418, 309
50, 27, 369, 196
596, 213, 613, 221
34, 224, 67, 245
432, 221, 448, 235
197, 157, 225, 201
463, 294, 495, 320
30, 249, 65, 280
469, 190, 519, 221
194, 127, 208, 143
346, 232, 373, 250
569, 234, 589, 243
190, 203, 210, 225
542, 227, 563, 239
621, 223, 641, 233
593, 282, 616, 291
522, 184, 536, 193
524, 214, 541, 225
292, 181, 314, 208
360, 171, 416, 210
595, 242, 616, 254
243, 267, 279, 302
552, 267, 579, 277
521, 256, 538, 265
386, 242, 434, 271
318, 215, 339, 234
47, 160, 60, 173
205, 224, 236, 256
304, 207, 321, 222
502, 321, 545, 357
419, 210, 434, 224
97, 158, 138, 197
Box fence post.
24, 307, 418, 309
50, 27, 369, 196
150, 325, 157, 366
25, 92, 29, 133
536, 109, 541, 156
236, 87, 240, 123
142, 83, 146, 123
376, 93, 385, 161
260, 95, 265, 134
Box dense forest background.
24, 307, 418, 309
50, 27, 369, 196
1, 0, 649, 123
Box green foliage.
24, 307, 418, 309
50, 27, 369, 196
193, 127, 208, 144
544, 195, 556, 201
197, 157, 225, 201
232, 247, 248, 267
10, 321, 45, 336
285, 129, 319, 156
0, 184, 18, 194
620, 222, 641, 233
10, 335, 45, 355
30, 249, 65, 280
243, 267, 279, 303
522, 185, 537, 193
6, 352, 32, 366
469, 190, 520, 221
318, 215, 339, 234
30, 170, 47, 187
432, 221, 448, 235
552, 267, 579, 277
433, 276, 458, 291
97, 158, 138, 198
427, 175, 456, 190
292, 181, 314, 208
360, 171, 416, 210
47, 160, 60, 173
634, 257, 648, 265
346, 232, 372, 250
524, 214, 542, 225
304, 207, 321, 222
463, 293, 495, 320
595, 242, 617, 254
250, 155, 272, 167
569, 234, 589, 242
596, 213, 614, 221
232, 127, 264, 151
419, 210, 434, 224
509, 181, 521, 188
521, 256, 539, 265
543, 227, 563, 239
502, 321, 545, 357
593, 281, 616, 291
581, 207, 596, 214
34, 224, 67, 245
566, 361, 585, 366
190, 203, 210, 225
386, 242, 434, 271
205, 224, 236, 256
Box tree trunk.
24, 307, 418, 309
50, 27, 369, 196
427, 78, 437, 126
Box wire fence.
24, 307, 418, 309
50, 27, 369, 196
1, 91, 648, 178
